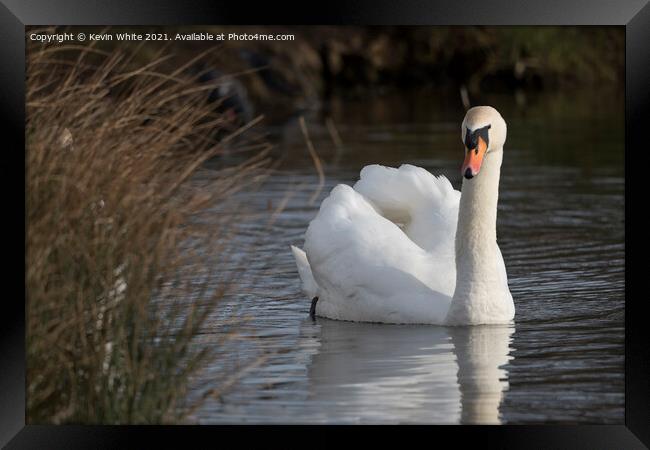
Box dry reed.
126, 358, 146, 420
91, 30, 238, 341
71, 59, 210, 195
26, 39, 272, 424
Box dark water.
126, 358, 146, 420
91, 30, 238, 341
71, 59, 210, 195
192, 89, 624, 424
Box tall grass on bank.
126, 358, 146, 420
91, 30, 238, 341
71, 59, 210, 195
26, 43, 271, 423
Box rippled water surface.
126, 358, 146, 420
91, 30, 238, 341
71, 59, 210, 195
192, 90, 624, 424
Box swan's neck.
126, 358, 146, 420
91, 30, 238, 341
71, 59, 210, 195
447, 149, 509, 324
457, 150, 501, 251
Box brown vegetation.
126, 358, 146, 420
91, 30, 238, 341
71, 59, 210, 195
26, 41, 271, 423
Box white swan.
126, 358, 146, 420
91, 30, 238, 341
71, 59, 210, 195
291, 106, 515, 325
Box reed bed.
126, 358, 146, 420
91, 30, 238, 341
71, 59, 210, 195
26, 41, 272, 423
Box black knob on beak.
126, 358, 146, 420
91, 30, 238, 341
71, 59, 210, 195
464, 168, 474, 179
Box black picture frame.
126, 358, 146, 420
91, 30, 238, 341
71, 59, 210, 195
2, 0, 647, 447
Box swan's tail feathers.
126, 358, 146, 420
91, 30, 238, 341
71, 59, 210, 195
291, 245, 319, 299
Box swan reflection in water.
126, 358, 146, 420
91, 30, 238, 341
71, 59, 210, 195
302, 319, 514, 424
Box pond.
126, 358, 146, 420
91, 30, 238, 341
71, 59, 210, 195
192, 88, 624, 424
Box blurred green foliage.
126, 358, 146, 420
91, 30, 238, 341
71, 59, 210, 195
32, 26, 623, 120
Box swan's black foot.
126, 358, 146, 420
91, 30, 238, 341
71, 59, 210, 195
309, 296, 319, 320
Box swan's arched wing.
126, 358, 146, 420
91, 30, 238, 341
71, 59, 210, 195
353, 164, 460, 255
304, 184, 452, 324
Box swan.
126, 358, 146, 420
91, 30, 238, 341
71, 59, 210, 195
291, 106, 515, 325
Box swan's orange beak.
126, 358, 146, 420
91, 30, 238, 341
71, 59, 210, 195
462, 135, 487, 179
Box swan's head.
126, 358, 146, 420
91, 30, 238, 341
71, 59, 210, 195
460, 106, 507, 179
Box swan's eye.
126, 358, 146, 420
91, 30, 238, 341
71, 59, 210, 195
464, 124, 491, 153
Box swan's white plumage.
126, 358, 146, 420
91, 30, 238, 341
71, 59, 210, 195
353, 164, 460, 254
290, 245, 318, 299
295, 164, 470, 324
292, 106, 515, 325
